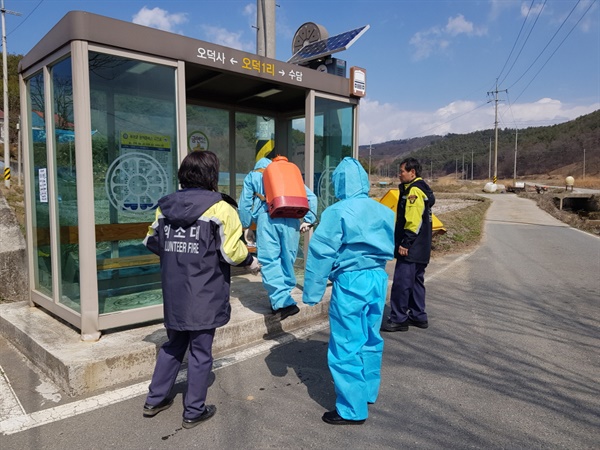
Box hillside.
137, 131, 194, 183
359, 110, 600, 180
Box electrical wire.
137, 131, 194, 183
507, 0, 582, 92
6, 0, 45, 37
512, 0, 597, 103
496, 0, 536, 84
499, 0, 548, 87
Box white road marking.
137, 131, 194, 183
0, 320, 328, 435
0, 365, 26, 421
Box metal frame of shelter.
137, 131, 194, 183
18, 11, 363, 339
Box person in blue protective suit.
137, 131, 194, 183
381, 157, 435, 332
302, 157, 395, 425
239, 154, 317, 320
142, 151, 260, 429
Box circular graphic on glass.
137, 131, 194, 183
188, 130, 209, 152
317, 167, 336, 211
105, 152, 168, 212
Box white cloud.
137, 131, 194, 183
521, 2, 545, 17
132, 7, 188, 33
359, 97, 599, 145
409, 28, 443, 61
410, 15, 486, 60
199, 25, 254, 52
445, 14, 487, 36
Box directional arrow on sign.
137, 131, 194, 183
279, 70, 285, 76
230, 58, 238, 65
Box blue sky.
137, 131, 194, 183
7, 1, 599, 145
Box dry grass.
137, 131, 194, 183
0, 183, 25, 234
432, 195, 491, 255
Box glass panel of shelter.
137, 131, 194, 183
28, 71, 54, 298
314, 97, 354, 216
88, 51, 178, 314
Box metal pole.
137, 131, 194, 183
583, 148, 586, 180
2, 0, 9, 187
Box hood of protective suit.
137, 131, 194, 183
332, 157, 370, 200
254, 157, 271, 170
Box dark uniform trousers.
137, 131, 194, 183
389, 260, 428, 323
146, 328, 215, 420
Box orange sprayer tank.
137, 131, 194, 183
263, 156, 309, 218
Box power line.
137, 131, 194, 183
507, 0, 582, 92
496, 0, 536, 83
499, 0, 548, 87
512, 0, 597, 103
6, 0, 44, 38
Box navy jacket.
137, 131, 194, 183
144, 188, 252, 331
394, 178, 435, 265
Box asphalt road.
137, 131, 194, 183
1, 194, 599, 449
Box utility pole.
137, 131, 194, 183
256, 0, 275, 58
471, 148, 474, 181
583, 148, 586, 180
487, 81, 507, 185
462, 153, 465, 180
1, 0, 20, 188
513, 128, 518, 186
255, 0, 275, 161
368, 142, 372, 186
488, 137, 491, 180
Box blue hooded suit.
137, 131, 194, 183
302, 157, 395, 421
239, 157, 317, 311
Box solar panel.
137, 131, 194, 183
287, 25, 370, 65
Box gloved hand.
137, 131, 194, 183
299, 222, 312, 234
246, 256, 261, 275
244, 228, 256, 246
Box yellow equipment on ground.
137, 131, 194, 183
378, 189, 446, 236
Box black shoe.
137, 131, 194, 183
272, 304, 300, 321
380, 319, 409, 332
322, 410, 365, 425
408, 318, 429, 329
182, 404, 217, 429
143, 397, 174, 417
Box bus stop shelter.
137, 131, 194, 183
18, 11, 363, 340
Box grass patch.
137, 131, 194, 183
432, 195, 490, 255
